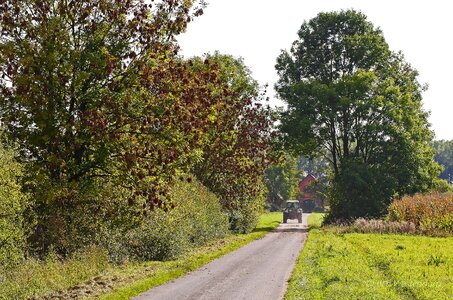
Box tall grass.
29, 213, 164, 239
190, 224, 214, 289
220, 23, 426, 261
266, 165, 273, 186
0, 247, 109, 300
388, 193, 453, 232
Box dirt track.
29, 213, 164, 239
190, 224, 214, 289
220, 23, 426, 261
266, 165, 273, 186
134, 214, 308, 300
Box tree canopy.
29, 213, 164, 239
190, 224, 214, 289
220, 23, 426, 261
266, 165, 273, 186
276, 10, 441, 220
264, 155, 300, 211
0, 1, 275, 253
191, 53, 276, 232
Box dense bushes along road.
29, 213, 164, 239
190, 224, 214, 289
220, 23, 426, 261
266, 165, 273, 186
0, 0, 276, 279
0, 213, 282, 299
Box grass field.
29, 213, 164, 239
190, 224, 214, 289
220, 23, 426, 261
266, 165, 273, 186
285, 219, 453, 300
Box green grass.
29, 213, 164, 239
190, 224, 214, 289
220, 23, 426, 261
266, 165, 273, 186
285, 230, 453, 300
0, 247, 110, 300
307, 213, 325, 229
98, 212, 282, 300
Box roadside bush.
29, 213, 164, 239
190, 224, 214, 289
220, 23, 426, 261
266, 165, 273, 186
431, 178, 452, 193
228, 195, 264, 234
27, 179, 140, 258
124, 176, 229, 261
0, 140, 28, 270
388, 193, 453, 232
325, 160, 395, 223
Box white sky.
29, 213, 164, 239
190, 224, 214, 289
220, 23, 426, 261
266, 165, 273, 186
178, 0, 453, 140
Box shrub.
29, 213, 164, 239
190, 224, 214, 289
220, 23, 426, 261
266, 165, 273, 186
388, 193, 453, 232
228, 197, 264, 234
0, 140, 28, 270
431, 178, 452, 193
124, 176, 229, 261
325, 160, 395, 223
27, 179, 140, 258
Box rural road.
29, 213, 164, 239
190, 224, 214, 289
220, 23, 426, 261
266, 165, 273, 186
134, 213, 309, 300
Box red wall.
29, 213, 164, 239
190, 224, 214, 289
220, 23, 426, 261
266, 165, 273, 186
298, 175, 315, 201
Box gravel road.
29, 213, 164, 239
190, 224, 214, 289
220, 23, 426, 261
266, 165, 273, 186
134, 213, 309, 300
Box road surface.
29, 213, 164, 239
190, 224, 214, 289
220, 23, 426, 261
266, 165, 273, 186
134, 214, 309, 300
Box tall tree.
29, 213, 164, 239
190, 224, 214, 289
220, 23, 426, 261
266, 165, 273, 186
276, 10, 441, 220
433, 140, 453, 183
0, 0, 245, 254
297, 155, 329, 178
0, 0, 212, 203
265, 155, 300, 211
191, 53, 277, 233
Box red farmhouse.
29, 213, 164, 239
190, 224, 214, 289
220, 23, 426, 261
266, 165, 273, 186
298, 174, 317, 212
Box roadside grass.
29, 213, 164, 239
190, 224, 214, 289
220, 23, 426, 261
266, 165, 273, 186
98, 211, 282, 300
285, 230, 453, 300
0, 247, 110, 300
307, 213, 325, 229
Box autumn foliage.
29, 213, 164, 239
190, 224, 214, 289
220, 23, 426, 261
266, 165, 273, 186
388, 193, 453, 232
0, 0, 275, 256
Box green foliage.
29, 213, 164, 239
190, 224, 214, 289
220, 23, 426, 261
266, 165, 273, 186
1, 213, 281, 300
227, 195, 264, 234
326, 160, 396, 222
191, 53, 276, 233
276, 10, 441, 221
285, 231, 453, 300
297, 156, 329, 178
265, 155, 301, 211
25, 178, 142, 257
0, 0, 276, 257
0, 0, 211, 201
388, 193, 453, 233
307, 213, 325, 229
0, 0, 237, 256
431, 178, 452, 193
433, 140, 453, 182
0, 138, 27, 270
124, 176, 229, 261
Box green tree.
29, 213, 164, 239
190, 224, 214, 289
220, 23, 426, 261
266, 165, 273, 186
0, 136, 27, 270
276, 10, 441, 220
297, 156, 329, 178
0, 0, 237, 254
0, 0, 212, 203
265, 155, 300, 211
433, 140, 453, 183
191, 53, 277, 233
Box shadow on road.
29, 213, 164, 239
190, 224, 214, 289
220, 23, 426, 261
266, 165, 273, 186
252, 226, 279, 233
274, 225, 307, 233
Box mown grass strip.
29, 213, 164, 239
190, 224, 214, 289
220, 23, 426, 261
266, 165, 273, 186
98, 212, 282, 300
344, 234, 453, 300
285, 228, 453, 300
